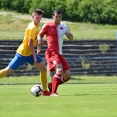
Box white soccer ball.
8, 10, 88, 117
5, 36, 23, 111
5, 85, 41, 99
31, 85, 42, 97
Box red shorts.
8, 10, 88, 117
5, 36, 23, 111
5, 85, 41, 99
45, 49, 69, 72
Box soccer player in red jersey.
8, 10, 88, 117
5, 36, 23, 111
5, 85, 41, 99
37, 9, 73, 96
0, 9, 49, 96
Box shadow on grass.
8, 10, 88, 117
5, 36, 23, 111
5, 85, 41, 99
75, 93, 117, 96
61, 93, 117, 96
71, 77, 84, 81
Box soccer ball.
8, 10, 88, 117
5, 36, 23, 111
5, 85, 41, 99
31, 85, 43, 97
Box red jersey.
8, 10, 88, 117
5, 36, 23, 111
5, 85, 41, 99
39, 22, 69, 55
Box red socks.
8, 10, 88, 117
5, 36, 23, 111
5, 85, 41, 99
51, 74, 66, 94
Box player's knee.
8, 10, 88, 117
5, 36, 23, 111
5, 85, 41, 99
63, 72, 71, 81
43, 68, 47, 72
56, 68, 63, 75
5, 67, 14, 75
65, 75, 71, 81
40, 67, 47, 72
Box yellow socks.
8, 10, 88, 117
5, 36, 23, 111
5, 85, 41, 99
0, 69, 6, 78
40, 72, 47, 91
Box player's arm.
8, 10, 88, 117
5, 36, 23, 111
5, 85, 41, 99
37, 24, 47, 53
28, 38, 37, 63
37, 23, 47, 45
37, 34, 44, 45
65, 27, 73, 41
37, 34, 44, 53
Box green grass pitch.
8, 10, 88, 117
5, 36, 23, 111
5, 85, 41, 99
0, 76, 117, 117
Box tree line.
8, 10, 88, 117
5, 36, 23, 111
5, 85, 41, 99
0, 0, 117, 25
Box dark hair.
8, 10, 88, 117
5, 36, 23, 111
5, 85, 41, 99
53, 9, 62, 15
32, 9, 43, 15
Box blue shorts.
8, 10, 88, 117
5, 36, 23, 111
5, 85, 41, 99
8, 52, 42, 70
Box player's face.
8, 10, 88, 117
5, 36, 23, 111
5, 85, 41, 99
32, 14, 42, 26
53, 13, 62, 25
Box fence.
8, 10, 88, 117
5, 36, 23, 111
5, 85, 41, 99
0, 40, 117, 76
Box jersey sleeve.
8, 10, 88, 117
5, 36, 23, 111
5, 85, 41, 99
39, 24, 47, 36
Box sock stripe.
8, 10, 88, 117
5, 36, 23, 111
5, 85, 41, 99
60, 76, 65, 83
54, 74, 61, 79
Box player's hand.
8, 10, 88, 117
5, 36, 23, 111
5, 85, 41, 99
65, 32, 73, 41
34, 56, 38, 65
38, 40, 44, 46
37, 46, 41, 53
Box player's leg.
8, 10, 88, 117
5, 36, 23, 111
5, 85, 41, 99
45, 50, 64, 96
61, 70, 71, 84
50, 56, 71, 96
50, 71, 54, 81
34, 62, 49, 96
0, 68, 14, 78
47, 63, 54, 82
47, 63, 54, 90
0, 69, 6, 78
50, 63, 63, 96
49, 70, 71, 90
34, 61, 47, 90
0, 52, 25, 78
47, 70, 54, 94
51, 65, 71, 89
32, 55, 49, 96
59, 55, 71, 83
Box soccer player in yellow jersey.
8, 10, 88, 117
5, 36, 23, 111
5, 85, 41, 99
0, 9, 49, 96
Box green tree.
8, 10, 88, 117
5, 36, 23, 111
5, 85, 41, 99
66, 0, 82, 21
29, 0, 44, 15
100, 0, 117, 24
12, 0, 25, 12
78, 0, 106, 23
0, 0, 13, 10
23, 0, 32, 13
1, 0, 117, 24
54, 0, 67, 20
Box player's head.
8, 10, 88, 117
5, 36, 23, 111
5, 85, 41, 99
52, 9, 62, 25
32, 9, 43, 26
